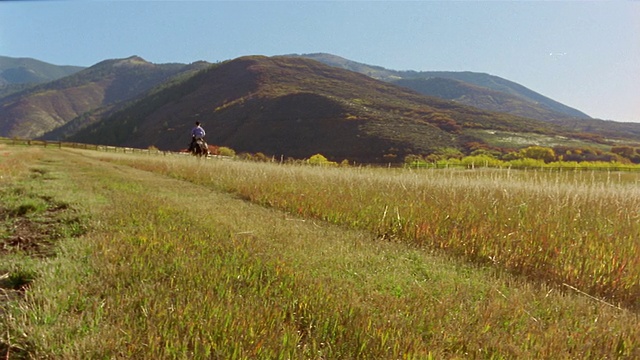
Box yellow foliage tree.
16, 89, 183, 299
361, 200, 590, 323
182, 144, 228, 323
308, 153, 337, 166
519, 146, 556, 163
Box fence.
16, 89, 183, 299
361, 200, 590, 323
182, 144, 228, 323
0, 138, 182, 156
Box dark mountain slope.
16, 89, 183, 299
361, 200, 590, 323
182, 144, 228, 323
296, 53, 591, 120
0, 56, 203, 139
69, 56, 568, 162
41, 60, 212, 141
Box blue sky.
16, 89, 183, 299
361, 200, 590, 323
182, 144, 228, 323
1, 1, 639, 122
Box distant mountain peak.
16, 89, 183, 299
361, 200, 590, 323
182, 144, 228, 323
0, 56, 201, 139
0, 55, 85, 94
113, 56, 152, 68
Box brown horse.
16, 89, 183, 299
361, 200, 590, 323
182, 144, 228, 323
190, 138, 210, 157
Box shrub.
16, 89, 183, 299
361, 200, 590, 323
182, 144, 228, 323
519, 146, 556, 163
307, 153, 337, 166
460, 154, 505, 168
507, 157, 546, 168
218, 146, 236, 157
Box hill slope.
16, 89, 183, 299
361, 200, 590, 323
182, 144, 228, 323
0, 56, 84, 84
0, 55, 85, 97
0, 56, 206, 139
68, 56, 570, 163
391, 77, 584, 122
296, 53, 591, 120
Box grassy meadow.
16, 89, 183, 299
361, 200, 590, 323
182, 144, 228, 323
1, 145, 639, 358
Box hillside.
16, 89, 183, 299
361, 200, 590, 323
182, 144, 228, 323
0, 55, 85, 97
391, 77, 582, 122
0, 56, 207, 139
67, 55, 574, 163
6, 53, 636, 163
295, 53, 591, 120
0, 56, 84, 85
550, 117, 640, 141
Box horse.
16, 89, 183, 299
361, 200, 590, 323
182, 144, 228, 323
190, 138, 210, 157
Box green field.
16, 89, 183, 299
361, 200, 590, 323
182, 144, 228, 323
1, 145, 639, 359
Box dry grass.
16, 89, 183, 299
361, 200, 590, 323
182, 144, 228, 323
106, 153, 640, 309
1, 147, 639, 358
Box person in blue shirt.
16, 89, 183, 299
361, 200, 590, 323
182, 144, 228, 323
189, 121, 208, 153
191, 121, 206, 139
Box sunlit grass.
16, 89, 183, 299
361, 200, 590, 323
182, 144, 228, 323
102, 152, 640, 309
2, 147, 639, 358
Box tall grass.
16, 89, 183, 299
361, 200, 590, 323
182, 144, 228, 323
103, 153, 640, 310
2, 147, 639, 358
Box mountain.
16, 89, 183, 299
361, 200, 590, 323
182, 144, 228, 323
0, 56, 209, 139
0, 56, 84, 84
6, 53, 638, 163
67, 55, 577, 163
293, 53, 640, 147
294, 53, 591, 121
0, 56, 85, 97
390, 77, 584, 122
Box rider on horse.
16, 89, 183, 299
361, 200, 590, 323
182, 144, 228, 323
189, 121, 208, 154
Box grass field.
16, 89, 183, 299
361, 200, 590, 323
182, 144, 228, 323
1, 145, 639, 359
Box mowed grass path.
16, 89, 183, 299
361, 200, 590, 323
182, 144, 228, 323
1, 147, 639, 359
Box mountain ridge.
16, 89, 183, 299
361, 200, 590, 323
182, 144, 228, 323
66, 55, 577, 163
293, 53, 591, 120
0, 55, 84, 84
0, 55, 85, 97
0, 56, 209, 139
3, 53, 639, 163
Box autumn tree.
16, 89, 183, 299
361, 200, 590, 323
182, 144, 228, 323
519, 146, 556, 163
611, 146, 640, 163
308, 153, 337, 166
